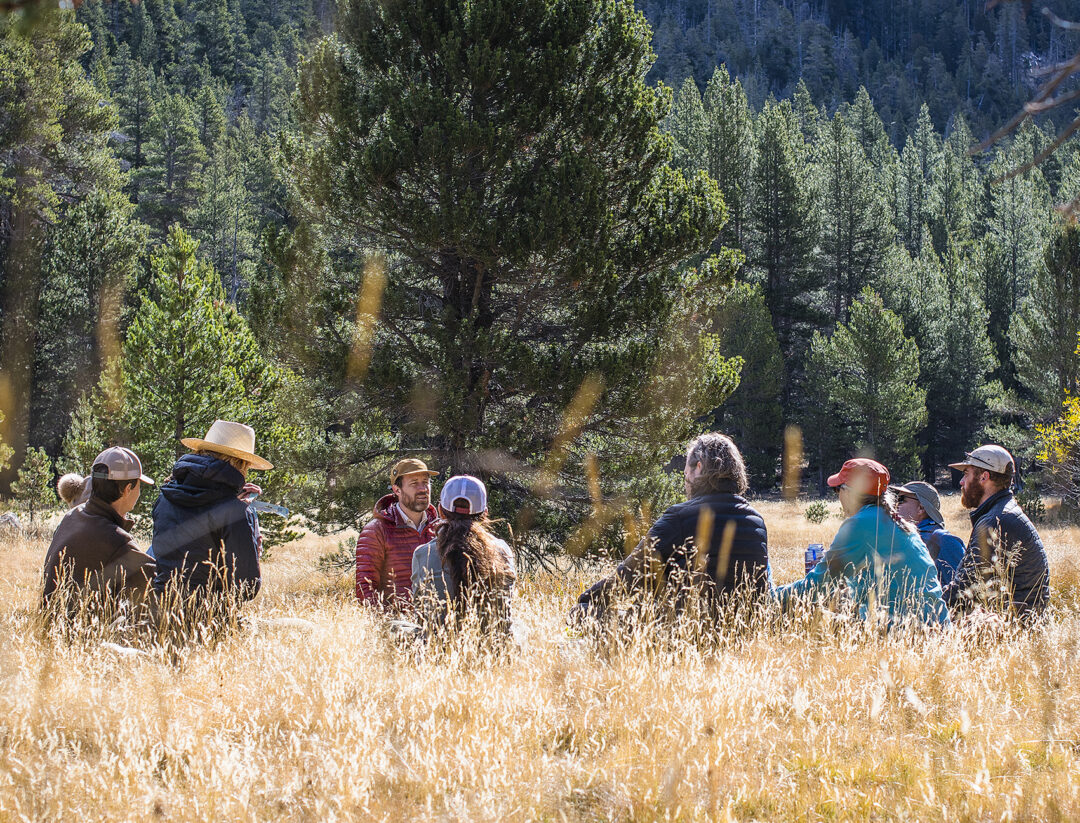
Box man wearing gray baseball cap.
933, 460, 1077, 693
942, 444, 1049, 618
42, 446, 156, 609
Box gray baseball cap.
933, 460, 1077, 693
91, 446, 154, 485
948, 444, 1014, 474
439, 474, 487, 515
889, 480, 944, 527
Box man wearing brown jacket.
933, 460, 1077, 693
355, 458, 439, 609
42, 447, 156, 608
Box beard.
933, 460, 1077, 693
960, 481, 982, 509
399, 487, 430, 514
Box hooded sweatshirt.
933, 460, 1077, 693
151, 454, 260, 598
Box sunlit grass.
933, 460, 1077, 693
2, 494, 1080, 821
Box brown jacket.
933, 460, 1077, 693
42, 497, 156, 603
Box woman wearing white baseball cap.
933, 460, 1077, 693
411, 474, 516, 637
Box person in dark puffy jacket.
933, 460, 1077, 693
943, 445, 1049, 619
152, 420, 272, 602
570, 432, 771, 622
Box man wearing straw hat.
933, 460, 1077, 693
151, 420, 273, 602
890, 480, 965, 589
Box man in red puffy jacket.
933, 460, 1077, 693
355, 459, 439, 609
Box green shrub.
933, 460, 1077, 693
804, 500, 829, 524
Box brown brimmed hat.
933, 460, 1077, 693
180, 420, 273, 471
390, 458, 438, 487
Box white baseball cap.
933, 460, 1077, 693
91, 446, 154, 485
439, 475, 487, 515
948, 444, 1014, 474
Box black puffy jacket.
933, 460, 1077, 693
151, 454, 260, 598
942, 489, 1049, 617
647, 490, 772, 595
577, 486, 771, 614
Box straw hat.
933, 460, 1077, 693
180, 420, 273, 470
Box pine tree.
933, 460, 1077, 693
746, 98, 820, 371
291, 0, 733, 488
31, 190, 146, 457
138, 87, 206, 233
892, 105, 942, 255
667, 77, 706, 176
110, 46, 155, 203
12, 446, 55, 523
0, 11, 122, 487
1012, 220, 1080, 414
59, 394, 105, 476
113, 226, 285, 480
815, 109, 889, 324
710, 282, 784, 488
930, 114, 979, 254
983, 131, 1051, 389
806, 288, 927, 479
702, 65, 755, 251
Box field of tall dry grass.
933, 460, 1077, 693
3, 492, 1080, 821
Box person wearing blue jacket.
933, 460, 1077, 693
152, 420, 272, 603
891, 480, 965, 589
777, 459, 949, 628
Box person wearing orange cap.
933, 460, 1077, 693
777, 458, 949, 627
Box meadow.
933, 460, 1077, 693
3, 493, 1080, 821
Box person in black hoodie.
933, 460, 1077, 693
152, 420, 273, 604
570, 432, 772, 623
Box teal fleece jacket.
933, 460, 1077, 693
777, 504, 950, 627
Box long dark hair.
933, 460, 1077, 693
436, 510, 515, 602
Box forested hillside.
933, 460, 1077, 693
2, 0, 1080, 549
642, 0, 1080, 140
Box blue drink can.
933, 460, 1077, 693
804, 543, 825, 573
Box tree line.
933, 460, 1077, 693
669, 68, 1080, 490
2, 0, 1079, 556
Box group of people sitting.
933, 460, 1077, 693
42, 420, 271, 625
359, 433, 1050, 635
42, 417, 1050, 639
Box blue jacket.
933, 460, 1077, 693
151, 454, 260, 598
942, 489, 1049, 617
916, 518, 965, 590
777, 504, 949, 627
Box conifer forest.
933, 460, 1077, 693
3, 0, 1080, 550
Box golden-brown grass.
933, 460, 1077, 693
3, 495, 1080, 821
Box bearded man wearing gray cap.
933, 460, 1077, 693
42, 446, 156, 608
890, 480, 965, 588
942, 444, 1049, 618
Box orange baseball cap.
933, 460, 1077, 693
827, 458, 890, 497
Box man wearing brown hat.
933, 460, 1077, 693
942, 444, 1049, 618
42, 447, 156, 608
355, 458, 439, 609
890, 480, 965, 589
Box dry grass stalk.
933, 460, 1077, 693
3, 496, 1080, 820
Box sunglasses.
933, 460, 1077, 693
834, 484, 849, 494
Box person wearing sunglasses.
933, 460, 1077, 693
777, 458, 949, 628
889, 481, 964, 589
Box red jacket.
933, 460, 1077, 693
355, 494, 437, 608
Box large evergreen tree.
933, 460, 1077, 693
805, 288, 927, 479
291, 0, 735, 492
1012, 220, 1080, 414
109, 226, 285, 480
